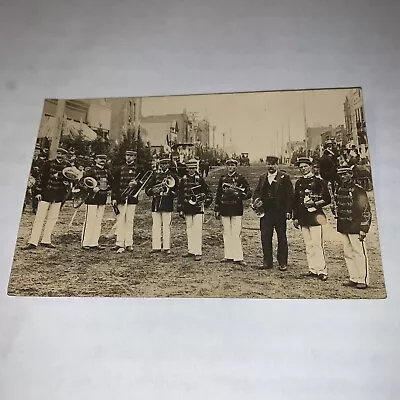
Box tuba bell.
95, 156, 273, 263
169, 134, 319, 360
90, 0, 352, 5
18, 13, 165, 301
62, 166, 82, 183
251, 197, 264, 218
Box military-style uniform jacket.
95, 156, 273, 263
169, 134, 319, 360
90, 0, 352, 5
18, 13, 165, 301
293, 174, 331, 226
252, 170, 294, 214
111, 163, 143, 205
37, 159, 71, 203
83, 165, 113, 206
335, 182, 371, 234
145, 169, 179, 212
214, 172, 252, 216
177, 172, 213, 215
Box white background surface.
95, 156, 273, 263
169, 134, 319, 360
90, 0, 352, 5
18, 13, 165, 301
0, 0, 399, 399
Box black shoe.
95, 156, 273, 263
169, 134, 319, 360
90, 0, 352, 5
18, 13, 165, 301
356, 283, 368, 289
318, 274, 328, 281
220, 258, 233, 263
22, 243, 37, 250
234, 260, 247, 266
279, 264, 287, 271
41, 243, 56, 249
194, 255, 202, 261
302, 271, 317, 278
342, 280, 357, 287
182, 253, 194, 258
94, 245, 105, 250
151, 249, 162, 253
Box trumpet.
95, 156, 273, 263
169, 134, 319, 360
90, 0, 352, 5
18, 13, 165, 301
251, 197, 264, 218
188, 184, 206, 206
222, 182, 246, 195
72, 176, 98, 209
120, 172, 142, 199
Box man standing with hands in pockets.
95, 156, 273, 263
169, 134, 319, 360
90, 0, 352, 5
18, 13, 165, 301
252, 156, 294, 270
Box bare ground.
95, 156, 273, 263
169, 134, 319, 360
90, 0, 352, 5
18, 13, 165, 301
7, 164, 387, 299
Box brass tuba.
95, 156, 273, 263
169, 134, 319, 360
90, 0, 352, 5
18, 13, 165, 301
72, 176, 98, 208
251, 197, 264, 218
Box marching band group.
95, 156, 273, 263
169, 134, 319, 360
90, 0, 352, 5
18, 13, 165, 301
21, 146, 373, 290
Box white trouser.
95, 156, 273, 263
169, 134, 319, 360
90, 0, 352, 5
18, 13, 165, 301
152, 212, 172, 250
340, 233, 369, 285
115, 204, 136, 247
28, 201, 61, 245
185, 214, 203, 256
221, 216, 243, 261
301, 225, 327, 275
82, 204, 105, 247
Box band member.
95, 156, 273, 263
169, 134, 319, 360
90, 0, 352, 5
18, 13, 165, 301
111, 149, 141, 253
214, 158, 252, 265
145, 158, 178, 254
81, 152, 113, 250
293, 157, 331, 280
22, 147, 71, 250
252, 156, 294, 270
177, 159, 213, 261
335, 166, 372, 289
319, 139, 340, 193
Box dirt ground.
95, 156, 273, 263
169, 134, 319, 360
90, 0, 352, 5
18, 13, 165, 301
7, 164, 387, 299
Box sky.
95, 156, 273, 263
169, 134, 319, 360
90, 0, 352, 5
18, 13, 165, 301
141, 88, 352, 160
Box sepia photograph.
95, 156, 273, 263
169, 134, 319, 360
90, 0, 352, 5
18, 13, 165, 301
7, 88, 386, 299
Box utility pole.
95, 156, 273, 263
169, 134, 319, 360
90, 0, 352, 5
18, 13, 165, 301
302, 92, 308, 155
49, 99, 66, 160
287, 116, 291, 163
212, 125, 216, 148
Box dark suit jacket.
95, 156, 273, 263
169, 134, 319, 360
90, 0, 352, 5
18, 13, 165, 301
252, 170, 294, 214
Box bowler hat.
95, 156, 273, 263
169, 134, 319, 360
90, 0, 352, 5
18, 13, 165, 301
266, 156, 278, 164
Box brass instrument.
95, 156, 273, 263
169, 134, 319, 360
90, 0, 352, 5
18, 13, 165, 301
120, 172, 142, 199
152, 175, 176, 196
303, 189, 317, 212
222, 182, 246, 195
188, 184, 206, 206
72, 176, 98, 208
132, 170, 153, 200
62, 166, 82, 183
251, 197, 264, 218
154, 175, 176, 210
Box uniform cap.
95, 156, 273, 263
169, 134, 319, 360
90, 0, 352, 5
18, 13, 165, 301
295, 157, 313, 166
226, 158, 238, 165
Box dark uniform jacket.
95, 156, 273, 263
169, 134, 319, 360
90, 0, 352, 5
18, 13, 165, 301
38, 159, 71, 203
335, 182, 371, 234
83, 165, 113, 206
319, 152, 339, 183
252, 171, 294, 214
293, 174, 331, 226
111, 163, 143, 205
214, 172, 252, 216
177, 173, 213, 215
145, 169, 179, 212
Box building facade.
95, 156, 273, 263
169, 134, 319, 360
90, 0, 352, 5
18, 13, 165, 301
343, 88, 368, 156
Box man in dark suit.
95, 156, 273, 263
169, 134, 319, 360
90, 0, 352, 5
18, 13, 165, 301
252, 156, 294, 270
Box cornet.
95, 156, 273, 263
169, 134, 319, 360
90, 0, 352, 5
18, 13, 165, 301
222, 182, 246, 195
251, 197, 264, 218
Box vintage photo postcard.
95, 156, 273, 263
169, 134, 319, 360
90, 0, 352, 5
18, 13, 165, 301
7, 88, 386, 299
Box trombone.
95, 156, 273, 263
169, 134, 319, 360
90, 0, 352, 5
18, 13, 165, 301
132, 170, 153, 200
120, 172, 142, 199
